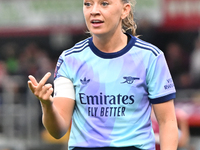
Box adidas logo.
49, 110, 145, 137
80, 77, 90, 85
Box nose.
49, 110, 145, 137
90, 4, 100, 16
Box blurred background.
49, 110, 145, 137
0, 0, 200, 149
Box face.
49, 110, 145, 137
83, 0, 130, 37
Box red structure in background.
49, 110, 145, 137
175, 101, 200, 127
162, 0, 200, 31
0, 25, 86, 38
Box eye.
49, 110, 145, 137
84, 2, 91, 7
101, 1, 109, 6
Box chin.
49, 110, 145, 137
90, 30, 109, 37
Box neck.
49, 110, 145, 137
92, 31, 128, 53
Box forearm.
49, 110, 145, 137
178, 120, 190, 147
159, 121, 179, 150
28, 73, 73, 139
41, 102, 69, 139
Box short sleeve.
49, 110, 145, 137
147, 52, 176, 104
53, 53, 75, 100
54, 54, 69, 80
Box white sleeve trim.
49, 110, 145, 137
54, 77, 75, 100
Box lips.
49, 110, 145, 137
91, 19, 104, 24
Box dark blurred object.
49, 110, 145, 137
190, 37, 200, 88
165, 42, 191, 89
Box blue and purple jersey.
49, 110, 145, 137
54, 34, 176, 150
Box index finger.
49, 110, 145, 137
38, 72, 52, 87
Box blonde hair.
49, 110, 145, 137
121, 0, 137, 36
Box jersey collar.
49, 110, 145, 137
89, 33, 136, 59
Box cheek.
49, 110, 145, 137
109, 11, 122, 24
83, 8, 89, 18
83, 12, 90, 25
110, 8, 122, 19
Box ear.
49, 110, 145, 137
121, 3, 131, 19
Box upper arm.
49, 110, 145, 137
53, 97, 75, 128
152, 99, 177, 125
53, 77, 76, 128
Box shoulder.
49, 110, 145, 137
61, 37, 91, 57
133, 37, 163, 57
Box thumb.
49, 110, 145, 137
28, 75, 38, 86
27, 80, 36, 93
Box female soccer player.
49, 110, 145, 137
28, 0, 178, 149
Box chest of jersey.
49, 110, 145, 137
65, 49, 149, 119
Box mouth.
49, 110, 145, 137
91, 19, 104, 24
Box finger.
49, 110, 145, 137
39, 85, 53, 101
28, 75, 39, 86
43, 87, 54, 100
39, 84, 53, 98
44, 83, 52, 88
38, 72, 52, 88
27, 80, 37, 93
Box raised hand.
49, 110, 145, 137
28, 72, 54, 105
